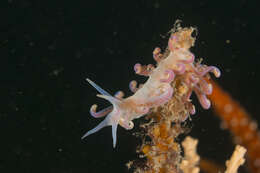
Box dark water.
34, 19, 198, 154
1, 0, 260, 172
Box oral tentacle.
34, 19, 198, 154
81, 116, 109, 139
86, 78, 112, 96
96, 94, 121, 105
112, 123, 118, 148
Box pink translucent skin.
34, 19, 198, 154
90, 105, 113, 118
160, 70, 175, 83
153, 47, 163, 63
134, 63, 155, 76
82, 31, 220, 148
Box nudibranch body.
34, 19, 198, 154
82, 27, 220, 148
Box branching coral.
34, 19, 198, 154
180, 137, 246, 173
208, 80, 260, 173
225, 145, 246, 173
180, 136, 200, 173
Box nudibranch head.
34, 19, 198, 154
82, 79, 149, 148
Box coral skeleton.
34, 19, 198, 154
180, 136, 200, 173
225, 145, 246, 173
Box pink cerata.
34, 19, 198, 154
82, 26, 221, 148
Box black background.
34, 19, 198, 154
1, 0, 260, 172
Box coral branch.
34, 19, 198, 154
225, 145, 247, 173
208, 79, 260, 173
180, 136, 200, 173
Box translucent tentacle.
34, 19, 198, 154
90, 104, 113, 118
86, 78, 112, 96
112, 123, 118, 148
96, 94, 120, 104
81, 117, 109, 139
